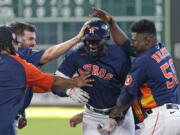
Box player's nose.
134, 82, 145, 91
32, 40, 36, 45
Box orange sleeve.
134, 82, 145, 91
10, 55, 55, 92
32, 86, 49, 93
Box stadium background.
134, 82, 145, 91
0, 0, 179, 134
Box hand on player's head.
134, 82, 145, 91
77, 20, 92, 40
89, 7, 113, 24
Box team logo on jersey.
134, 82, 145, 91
89, 27, 96, 34
78, 64, 113, 81
125, 74, 133, 86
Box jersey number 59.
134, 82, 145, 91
160, 59, 178, 89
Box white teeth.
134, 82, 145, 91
90, 48, 97, 52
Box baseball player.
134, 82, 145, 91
90, 7, 180, 135
91, 8, 180, 135
0, 26, 93, 135
9, 21, 90, 131
69, 100, 145, 135
55, 20, 135, 135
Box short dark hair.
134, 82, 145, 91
131, 19, 156, 35
0, 26, 18, 55
9, 22, 36, 36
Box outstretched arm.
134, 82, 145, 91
90, 7, 128, 45
39, 21, 90, 64
53, 71, 90, 104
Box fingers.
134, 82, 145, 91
69, 120, 76, 127
78, 20, 92, 39
69, 88, 90, 104
78, 95, 89, 103
80, 73, 94, 87
79, 90, 90, 99
69, 113, 83, 127
109, 109, 122, 118
91, 7, 103, 15
89, 7, 104, 17
83, 74, 92, 79
81, 71, 91, 76
81, 91, 90, 99
84, 20, 92, 26
89, 7, 112, 24
18, 119, 27, 129
83, 80, 94, 87
76, 71, 94, 87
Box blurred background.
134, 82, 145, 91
0, 0, 179, 134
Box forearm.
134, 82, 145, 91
40, 36, 80, 64
51, 76, 78, 91
109, 88, 135, 118
110, 98, 130, 118
108, 17, 129, 45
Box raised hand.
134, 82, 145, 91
77, 20, 92, 40
89, 7, 113, 23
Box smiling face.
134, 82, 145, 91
130, 19, 157, 55
131, 32, 156, 55
84, 39, 106, 57
17, 30, 36, 49
131, 32, 147, 55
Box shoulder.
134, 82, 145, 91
18, 48, 45, 66
9, 55, 30, 69
105, 42, 129, 58
18, 48, 44, 57
132, 50, 153, 70
18, 48, 31, 55
134, 53, 148, 64
65, 43, 86, 57
106, 42, 124, 52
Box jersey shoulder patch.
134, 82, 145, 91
125, 74, 133, 86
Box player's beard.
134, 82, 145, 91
131, 47, 140, 57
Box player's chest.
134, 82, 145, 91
75, 57, 121, 81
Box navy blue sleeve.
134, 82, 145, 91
119, 87, 135, 104
119, 57, 147, 103
18, 48, 45, 67
18, 88, 33, 117
57, 50, 78, 77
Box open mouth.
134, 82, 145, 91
89, 47, 98, 53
